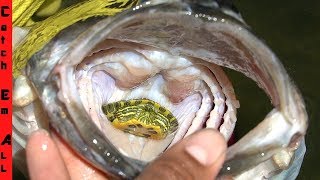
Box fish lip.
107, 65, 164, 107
23, 0, 307, 179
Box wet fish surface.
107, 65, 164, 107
13, 0, 308, 179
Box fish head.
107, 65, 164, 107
13, 0, 308, 179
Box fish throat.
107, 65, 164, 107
102, 99, 178, 140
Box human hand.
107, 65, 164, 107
26, 129, 226, 180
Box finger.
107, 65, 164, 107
51, 131, 109, 180
26, 129, 70, 180
137, 129, 226, 180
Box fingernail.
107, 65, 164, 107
29, 129, 49, 138
28, 129, 50, 152
185, 129, 226, 166
26, 129, 70, 179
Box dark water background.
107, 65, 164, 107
233, 0, 320, 179
13, 0, 319, 179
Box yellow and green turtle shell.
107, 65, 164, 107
102, 99, 178, 140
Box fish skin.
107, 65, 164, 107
25, 17, 145, 179
14, 0, 307, 179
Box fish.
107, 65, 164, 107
13, 0, 308, 179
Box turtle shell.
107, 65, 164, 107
102, 99, 178, 140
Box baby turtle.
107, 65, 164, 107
102, 99, 178, 140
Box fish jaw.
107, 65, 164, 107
83, 1, 307, 177
101, 2, 307, 177
13, 0, 307, 179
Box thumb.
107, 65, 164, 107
26, 129, 70, 180
137, 129, 227, 180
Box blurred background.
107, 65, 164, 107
233, 0, 319, 179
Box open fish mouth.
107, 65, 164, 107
71, 38, 239, 162
13, 0, 308, 179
